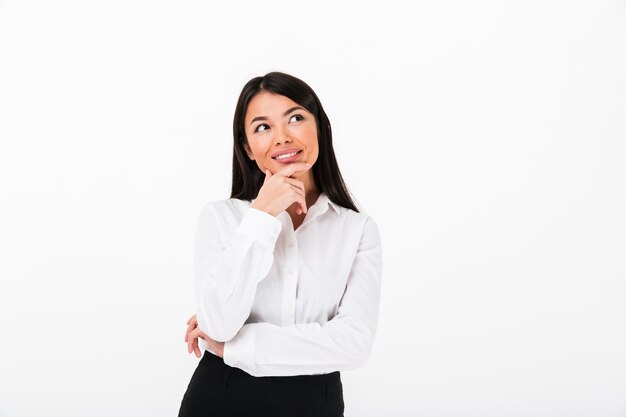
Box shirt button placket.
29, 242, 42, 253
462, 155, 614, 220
283, 233, 298, 325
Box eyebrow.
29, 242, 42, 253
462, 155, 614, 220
249, 106, 306, 126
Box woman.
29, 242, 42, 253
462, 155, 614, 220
178, 71, 383, 417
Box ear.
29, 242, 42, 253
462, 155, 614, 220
242, 142, 255, 160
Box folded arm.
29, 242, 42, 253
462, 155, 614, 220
223, 216, 383, 376
194, 203, 282, 342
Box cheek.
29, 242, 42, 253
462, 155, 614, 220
303, 126, 318, 147
248, 140, 270, 159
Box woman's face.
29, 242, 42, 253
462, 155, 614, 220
243, 91, 319, 175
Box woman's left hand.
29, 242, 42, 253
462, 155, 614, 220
184, 314, 225, 358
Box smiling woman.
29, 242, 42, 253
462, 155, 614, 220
243, 91, 320, 213
177, 71, 383, 417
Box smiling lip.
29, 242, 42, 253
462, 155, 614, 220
272, 148, 302, 159
273, 150, 303, 164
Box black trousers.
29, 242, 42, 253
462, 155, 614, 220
178, 350, 345, 417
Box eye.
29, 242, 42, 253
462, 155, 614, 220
254, 123, 270, 133
253, 114, 304, 133
290, 114, 304, 123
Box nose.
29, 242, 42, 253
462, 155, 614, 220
273, 125, 292, 145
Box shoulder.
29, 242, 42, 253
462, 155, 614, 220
197, 197, 250, 225
200, 197, 247, 214
340, 207, 381, 244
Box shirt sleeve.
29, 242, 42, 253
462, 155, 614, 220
194, 202, 282, 342
222, 216, 383, 377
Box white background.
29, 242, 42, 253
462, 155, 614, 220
1, 1, 625, 416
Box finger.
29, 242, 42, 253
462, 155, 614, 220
284, 191, 307, 215
194, 343, 201, 358
186, 314, 196, 325
289, 194, 307, 215
185, 325, 194, 342
192, 328, 208, 343
277, 162, 312, 178
285, 184, 307, 214
198, 330, 208, 342
283, 177, 305, 195
191, 338, 199, 357
187, 328, 199, 353
188, 331, 195, 353
288, 183, 305, 198
184, 318, 197, 342
293, 187, 308, 214
184, 322, 192, 342
280, 179, 305, 203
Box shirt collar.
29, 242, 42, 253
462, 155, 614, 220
316, 192, 341, 215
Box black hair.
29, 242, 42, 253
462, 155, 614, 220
230, 71, 359, 213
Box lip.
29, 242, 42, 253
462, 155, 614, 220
272, 148, 302, 159
272, 149, 302, 164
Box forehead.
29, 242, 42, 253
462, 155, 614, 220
245, 91, 304, 122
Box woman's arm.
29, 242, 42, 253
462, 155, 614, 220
222, 216, 383, 377
194, 202, 282, 342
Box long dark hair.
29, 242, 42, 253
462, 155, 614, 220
230, 71, 359, 213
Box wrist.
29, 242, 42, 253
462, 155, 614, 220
251, 202, 276, 217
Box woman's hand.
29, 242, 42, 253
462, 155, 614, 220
251, 162, 312, 216
184, 314, 224, 358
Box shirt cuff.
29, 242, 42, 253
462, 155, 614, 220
237, 207, 282, 250
223, 325, 257, 375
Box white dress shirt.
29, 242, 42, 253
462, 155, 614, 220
194, 191, 383, 377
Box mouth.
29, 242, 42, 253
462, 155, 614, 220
272, 149, 303, 163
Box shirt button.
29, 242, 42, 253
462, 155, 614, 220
286, 303, 293, 311
288, 242, 294, 248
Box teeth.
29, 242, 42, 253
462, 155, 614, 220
275, 151, 299, 160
